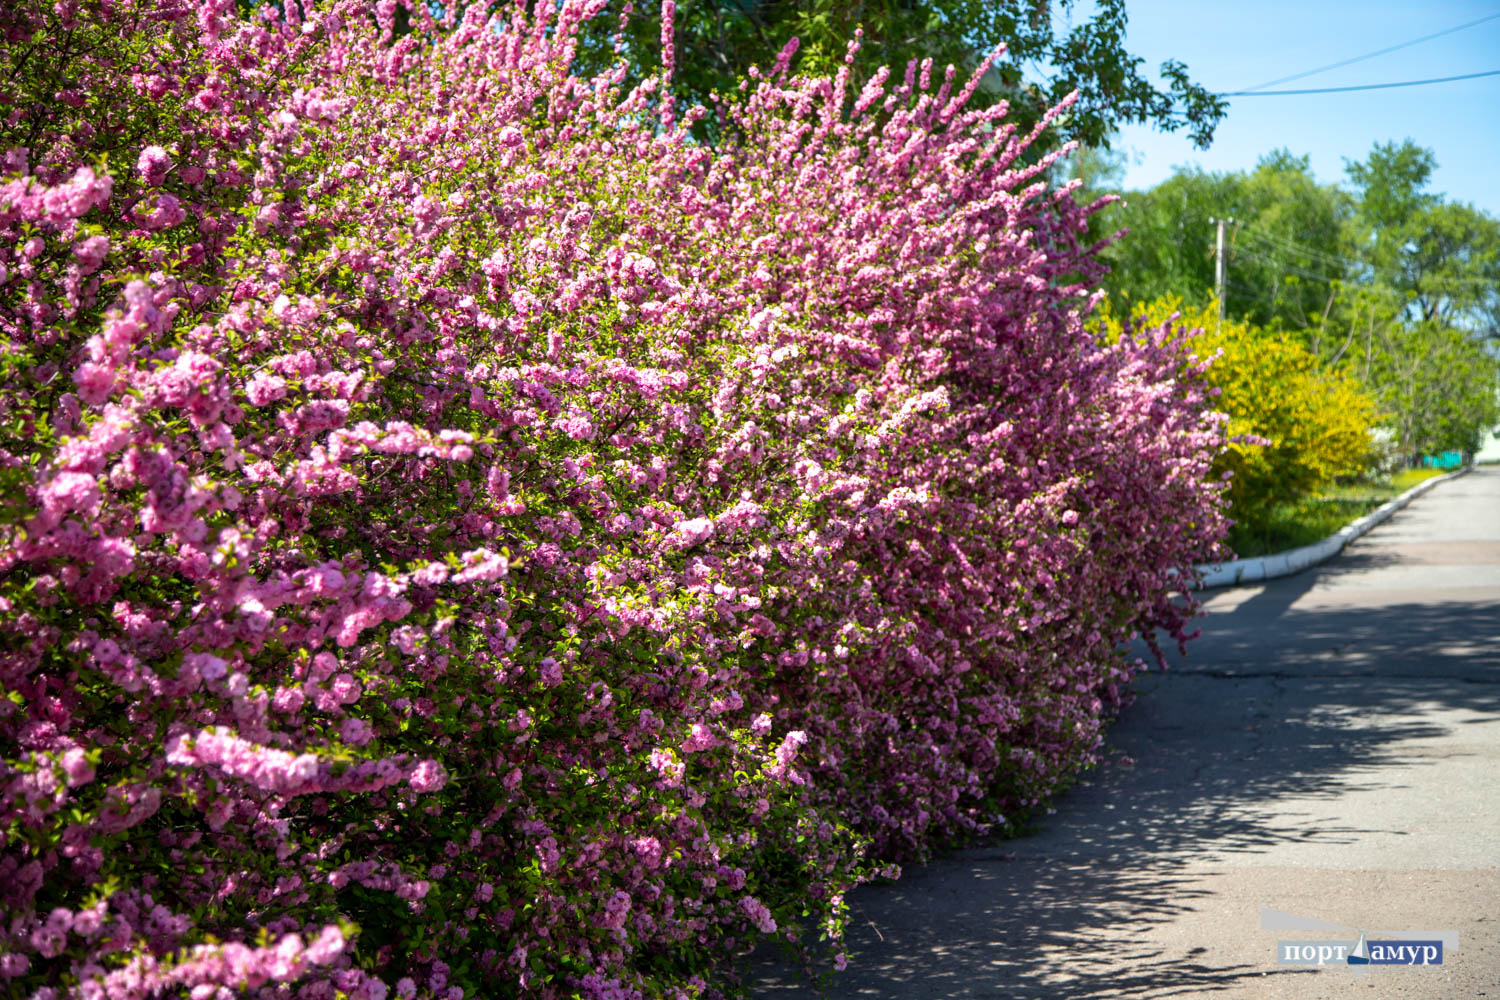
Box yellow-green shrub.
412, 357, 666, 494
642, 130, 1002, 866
1100, 297, 1377, 531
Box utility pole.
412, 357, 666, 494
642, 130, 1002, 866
1210, 216, 1233, 332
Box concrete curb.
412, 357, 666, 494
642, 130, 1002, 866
1193, 466, 1472, 589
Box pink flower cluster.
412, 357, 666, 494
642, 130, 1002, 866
0, 0, 1228, 997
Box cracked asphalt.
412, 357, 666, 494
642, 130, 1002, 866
752, 466, 1500, 998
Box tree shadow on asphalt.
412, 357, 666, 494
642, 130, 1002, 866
1173, 566, 1500, 679
749, 858, 1319, 998
749, 541, 1499, 998
1174, 598, 1500, 677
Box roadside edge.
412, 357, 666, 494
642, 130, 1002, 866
1193, 467, 1472, 589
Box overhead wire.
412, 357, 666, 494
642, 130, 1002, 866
1116, 216, 1493, 303
1224, 277, 1265, 300
1229, 253, 1474, 318
1233, 11, 1500, 93
1221, 69, 1500, 97
1121, 216, 1487, 290
1239, 227, 1355, 272
1238, 224, 1499, 288
1235, 246, 1485, 299
1234, 246, 1344, 285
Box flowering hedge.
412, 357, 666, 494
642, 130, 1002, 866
0, 1, 1229, 998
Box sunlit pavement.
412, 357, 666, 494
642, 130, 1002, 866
752, 467, 1500, 999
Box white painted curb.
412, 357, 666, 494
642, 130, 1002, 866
1193, 466, 1471, 589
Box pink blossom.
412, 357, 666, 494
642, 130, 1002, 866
328, 672, 361, 704
272, 686, 305, 714
302, 925, 346, 965
165, 728, 320, 793
30, 924, 65, 958
73, 362, 114, 405
73, 234, 109, 273
71, 904, 104, 937
538, 657, 562, 687
0, 5, 1231, 996
339, 717, 373, 746
647, 749, 684, 789
138, 192, 187, 230
739, 896, 777, 934
244, 373, 287, 406
630, 836, 663, 870
136, 145, 171, 186
450, 548, 507, 584
40, 166, 112, 221
667, 517, 714, 550
60, 748, 94, 787
187, 652, 228, 681
408, 760, 447, 794
680, 723, 718, 754
600, 890, 632, 929
411, 194, 441, 225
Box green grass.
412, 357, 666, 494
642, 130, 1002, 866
1315, 466, 1448, 502
1390, 467, 1452, 491
1226, 467, 1454, 558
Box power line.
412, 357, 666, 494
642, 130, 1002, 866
1221, 68, 1500, 97
1237, 243, 1410, 293
1234, 11, 1500, 94
1225, 277, 1268, 300
1237, 227, 1354, 276
1235, 246, 1343, 284
1236, 246, 1496, 307
1240, 228, 1354, 272
1239, 223, 1500, 287
1240, 232, 1381, 282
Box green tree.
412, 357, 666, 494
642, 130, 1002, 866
1346, 140, 1500, 340
570, 0, 1227, 148
1233, 151, 1355, 331
1099, 151, 1351, 331
1095, 167, 1231, 310
1368, 321, 1500, 457
1100, 139, 1500, 465
1345, 140, 1438, 241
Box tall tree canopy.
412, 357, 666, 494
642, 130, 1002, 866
1346, 140, 1500, 339
1099, 140, 1500, 458
1097, 151, 1353, 330
571, 0, 1227, 148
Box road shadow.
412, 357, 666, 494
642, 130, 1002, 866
749, 496, 1499, 998
751, 859, 1316, 998
1169, 537, 1500, 677
1173, 598, 1500, 677
747, 668, 1451, 997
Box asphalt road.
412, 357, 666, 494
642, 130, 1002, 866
752, 466, 1500, 999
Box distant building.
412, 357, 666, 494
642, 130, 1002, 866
1478, 426, 1500, 464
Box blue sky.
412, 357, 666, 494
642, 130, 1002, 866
1092, 1, 1500, 215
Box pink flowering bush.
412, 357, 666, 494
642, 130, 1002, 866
0, 0, 1228, 997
